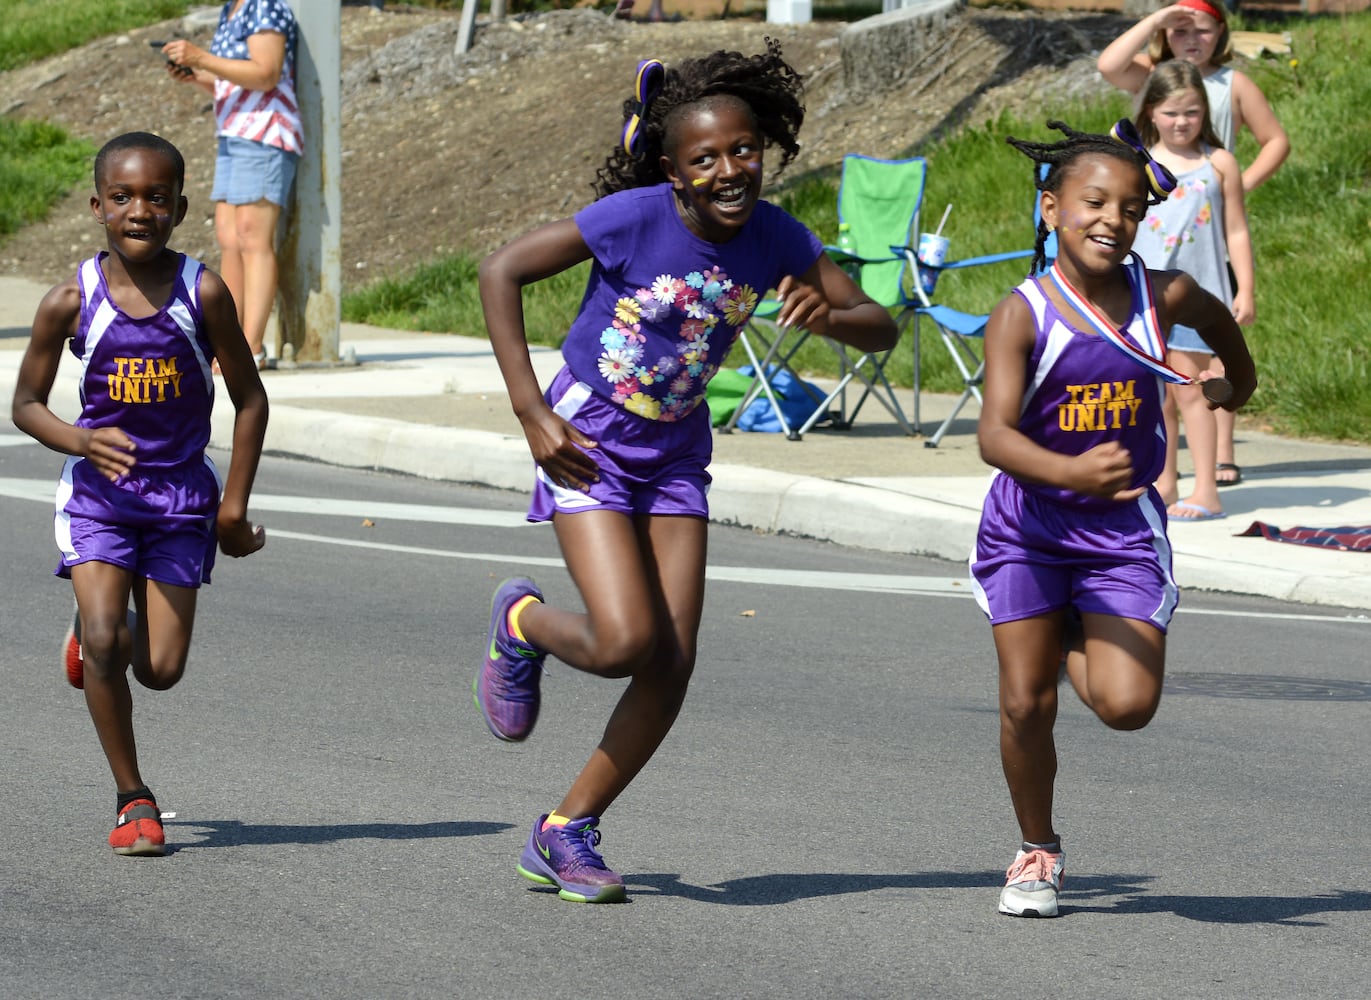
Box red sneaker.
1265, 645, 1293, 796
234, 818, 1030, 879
109, 798, 165, 857
62, 609, 83, 689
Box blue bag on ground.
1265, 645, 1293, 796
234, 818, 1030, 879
734, 365, 828, 433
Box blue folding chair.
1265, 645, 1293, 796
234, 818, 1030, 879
908, 169, 1047, 447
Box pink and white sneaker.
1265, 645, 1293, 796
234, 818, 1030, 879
998, 845, 1065, 918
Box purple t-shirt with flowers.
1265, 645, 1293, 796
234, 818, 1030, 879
565, 183, 823, 422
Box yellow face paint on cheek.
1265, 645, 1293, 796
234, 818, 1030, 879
692, 177, 708, 188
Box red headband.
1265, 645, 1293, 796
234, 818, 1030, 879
1177, 0, 1225, 22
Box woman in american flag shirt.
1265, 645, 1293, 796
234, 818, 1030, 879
162, 0, 302, 372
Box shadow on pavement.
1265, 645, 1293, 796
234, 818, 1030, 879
629, 869, 998, 905
631, 869, 1371, 925
166, 817, 513, 850
1067, 873, 1371, 926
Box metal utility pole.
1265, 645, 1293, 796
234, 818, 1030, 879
277, 0, 341, 363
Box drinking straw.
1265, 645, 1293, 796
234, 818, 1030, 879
934, 203, 952, 237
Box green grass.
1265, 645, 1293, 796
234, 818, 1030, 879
344, 255, 590, 344
0, 0, 193, 72
0, 119, 92, 237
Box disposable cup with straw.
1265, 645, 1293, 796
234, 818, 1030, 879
917, 203, 953, 296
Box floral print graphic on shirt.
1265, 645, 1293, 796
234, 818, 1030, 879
1142, 177, 1212, 253
595, 266, 758, 422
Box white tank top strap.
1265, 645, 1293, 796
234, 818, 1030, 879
78, 257, 101, 307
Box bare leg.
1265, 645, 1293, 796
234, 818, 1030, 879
130, 577, 197, 692
1168, 350, 1223, 517
1212, 354, 1240, 482
994, 613, 1065, 845
231, 200, 282, 360
518, 511, 707, 818
72, 563, 141, 792
1067, 612, 1166, 731
214, 200, 245, 325
73, 569, 200, 792
1003, 609, 1166, 845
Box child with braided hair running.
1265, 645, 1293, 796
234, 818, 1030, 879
973, 119, 1255, 917
474, 42, 895, 903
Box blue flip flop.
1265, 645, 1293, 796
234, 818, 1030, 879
1169, 501, 1227, 522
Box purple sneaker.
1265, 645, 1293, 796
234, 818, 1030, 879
473, 577, 546, 742
517, 814, 627, 903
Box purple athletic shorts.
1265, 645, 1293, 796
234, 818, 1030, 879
970, 471, 1177, 631
54, 455, 221, 588
527, 366, 712, 523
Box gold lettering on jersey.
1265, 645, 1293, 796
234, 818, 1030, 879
1058, 380, 1142, 432
107, 356, 184, 403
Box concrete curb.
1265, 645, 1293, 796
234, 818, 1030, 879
213, 403, 535, 492
223, 406, 1371, 612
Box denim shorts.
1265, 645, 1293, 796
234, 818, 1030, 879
1166, 321, 1213, 355
211, 135, 298, 207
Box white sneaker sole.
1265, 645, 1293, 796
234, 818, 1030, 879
998, 884, 1060, 918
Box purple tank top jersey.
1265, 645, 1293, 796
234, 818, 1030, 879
72, 252, 216, 468
1010, 274, 1167, 510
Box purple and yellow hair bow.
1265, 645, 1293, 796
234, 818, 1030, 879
1110, 118, 1178, 205
621, 58, 665, 159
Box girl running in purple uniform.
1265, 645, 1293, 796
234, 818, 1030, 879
973, 120, 1255, 917
474, 43, 896, 903
12, 132, 268, 856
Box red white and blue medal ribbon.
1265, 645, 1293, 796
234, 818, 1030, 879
1048, 253, 1190, 386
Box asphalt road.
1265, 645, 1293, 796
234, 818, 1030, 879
1, 437, 1368, 999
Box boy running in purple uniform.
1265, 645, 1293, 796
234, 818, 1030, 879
12, 132, 269, 856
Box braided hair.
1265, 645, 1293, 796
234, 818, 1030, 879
1006, 120, 1149, 276
594, 38, 804, 199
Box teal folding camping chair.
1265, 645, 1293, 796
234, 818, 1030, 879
726, 155, 1034, 442
809, 154, 929, 436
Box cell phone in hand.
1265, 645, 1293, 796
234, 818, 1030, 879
148, 39, 192, 77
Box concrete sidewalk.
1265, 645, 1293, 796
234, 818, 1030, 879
4, 274, 1370, 610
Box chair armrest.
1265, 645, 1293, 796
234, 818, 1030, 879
892, 245, 1033, 270
940, 248, 1034, 270
823, 244, 900, 267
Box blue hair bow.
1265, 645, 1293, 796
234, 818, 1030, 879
621, 59, 665, 159
1110, 118, 1178, 205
